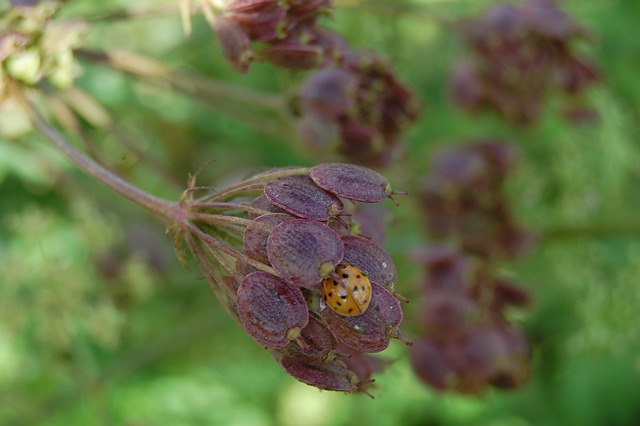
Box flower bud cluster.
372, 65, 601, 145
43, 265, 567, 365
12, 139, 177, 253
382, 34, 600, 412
450, 0, 598, 125
410, 141, 532, 394
297, 53, 421, 167
173, 163, 411, 395
410, 245, 531, 394
420, 140, 533, 258
0, 0, 87, 103
213, 0, 421, 166
214, 0, 336, 73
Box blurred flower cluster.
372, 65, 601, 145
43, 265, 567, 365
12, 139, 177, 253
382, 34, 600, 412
450, 0, 598, 125
213, 0, 420, 166
0, 0, 87, 103
297, 53, 421, 167
172, 163, 411, 395
213, 0, 337, 72
410, 141, 533, 394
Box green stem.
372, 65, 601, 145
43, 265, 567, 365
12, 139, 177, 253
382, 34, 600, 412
541, 224, 640, 243
12, 84, 182, 222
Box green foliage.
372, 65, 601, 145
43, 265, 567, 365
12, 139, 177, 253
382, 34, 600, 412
2, 0, 640, 425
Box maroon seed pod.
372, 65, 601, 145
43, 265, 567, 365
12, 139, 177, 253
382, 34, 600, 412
299, 67, 358, 120
419, 291, 480, 339
280, 357, 359, 392
249, 194, 286, 219
288, 0, 332, 20
259, 43, 325, 70
450, 62, 486, 111
243, 213, 293, 264
230, 5, 285, 26
214, 16, 253, 73
264, 175, 344, 221
493, 278, 532, 308
236, 271, 309, 349
267, 219, 344, 290
310, 163, 401, 203
489, 327, 530, 389
281, 315, 337, 364
347, 202, 388, 245
341, 235, 397, 289
410, 337, 460, 391
432, 146, 490, 189
226, 0, 279, 14
296, 114, 340, 155
321, 282, 406, 353
336, 343, 388, 384
458, 325, 511, 381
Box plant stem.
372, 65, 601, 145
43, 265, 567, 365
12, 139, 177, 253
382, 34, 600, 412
12, 84, 182, 222
541, 224, 640, 243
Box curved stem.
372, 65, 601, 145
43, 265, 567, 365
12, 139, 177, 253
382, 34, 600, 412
198, 167, 310, 202
12, 84, 181, 222
191, 201, 272, 216
187, 223, 277, 275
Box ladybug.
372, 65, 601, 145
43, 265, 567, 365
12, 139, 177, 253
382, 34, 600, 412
321, 263, 372, 316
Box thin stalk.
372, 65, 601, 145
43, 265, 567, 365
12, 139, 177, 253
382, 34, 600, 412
189, 213, 275, 233
190, 201, 273, 216
198, 167, 309, 202
187, 223, 277, 275
12, 84, 181, 222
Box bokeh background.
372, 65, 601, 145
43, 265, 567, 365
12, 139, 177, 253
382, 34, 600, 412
1, 0, 640, 425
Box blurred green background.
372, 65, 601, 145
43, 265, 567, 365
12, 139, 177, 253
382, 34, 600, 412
1, 0, 640, 425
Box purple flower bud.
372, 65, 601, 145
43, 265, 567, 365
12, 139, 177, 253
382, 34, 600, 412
236, 271, 309, 349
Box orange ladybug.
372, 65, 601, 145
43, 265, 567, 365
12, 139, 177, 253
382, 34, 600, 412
321, 263, 372, 316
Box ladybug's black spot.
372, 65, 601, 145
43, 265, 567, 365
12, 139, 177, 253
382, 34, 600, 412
323, 295, 327, 301
352, 286, 359, 292
332, 280, 338, 286
336, 301, 342, 306
361, 285, 366, 291
341, 295, 347, 300
356, 274, 361, 279
342, 273, 349, 278
348, 308, 354, 313
328, 292, 333, 297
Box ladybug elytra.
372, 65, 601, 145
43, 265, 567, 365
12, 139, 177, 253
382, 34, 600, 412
321, 263, 372, 316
